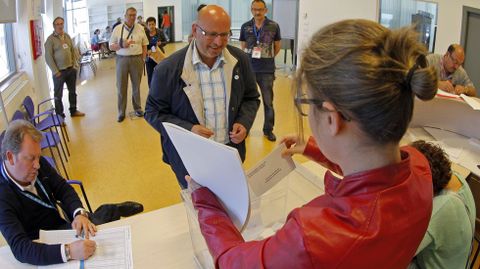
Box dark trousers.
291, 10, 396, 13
53, 67, 77, 116
255, 73, 275, 133
169, 142, 245, 189
146, 59, 157, 88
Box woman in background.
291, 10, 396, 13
145, 16, 167, 87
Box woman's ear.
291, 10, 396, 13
323, 102, 342, 136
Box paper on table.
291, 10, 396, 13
163, 122, 250, 231
38, 226, 133, 269
460, 94, 480, 110
436, 89, 461, 98
246, 144, 296, 196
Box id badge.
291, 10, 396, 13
252, 47, 262, 59
62, 43, 69, 49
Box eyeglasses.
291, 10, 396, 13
294, 80, 351, 121
196, 25, 232, 40
251, 8, 266, 12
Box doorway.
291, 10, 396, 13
158, 6, 174, 42
461, 6, 480, 96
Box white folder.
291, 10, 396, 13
163, 122, 250, 231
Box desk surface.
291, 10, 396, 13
0, 163, 328, 269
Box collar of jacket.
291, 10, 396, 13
324, 147, 425, 197
180, 41, 238, 126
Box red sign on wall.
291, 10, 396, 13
30, 19, 43, 60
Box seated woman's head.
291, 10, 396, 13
296, 19, 437, 160
410, 140, 452, 195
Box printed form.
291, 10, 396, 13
38, 226, 133, 269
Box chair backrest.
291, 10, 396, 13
466, 173, 480, 234
11, 110, 26, 121
22, 96, 35, 120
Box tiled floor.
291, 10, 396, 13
62, 42, 309, 213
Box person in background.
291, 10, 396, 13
145, 16, 167, 87
187, 4, 207, 43
426, 44, 477, 96
0, 120, 144, 266
109, 7, 148, 123
186, 19, 438, 268
410, 140, 475, 269
145, 5, 260, 189
161, 10, 172, 42
101, 26, 112, 41
240, 0, 281, 142
112, 17, 122, 30
90, 29, 101, 51
44, 17, 85, 118
137, 15, 147, 31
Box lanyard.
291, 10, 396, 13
120, 23, 135, 48
252, 19, 265, 45
1, 163, 57, 210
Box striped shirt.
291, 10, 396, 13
192, 42, 229, 144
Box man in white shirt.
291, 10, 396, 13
109, 7, 148, 122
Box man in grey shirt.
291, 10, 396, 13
426, 44, 476, 96
44, 17, 85, 118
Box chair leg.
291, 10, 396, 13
471, 243, 480, 269
47, 133, 69, 176
54, 125, 70, 157
50, 129, 69, 162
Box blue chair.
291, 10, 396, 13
22, 96, 70, 157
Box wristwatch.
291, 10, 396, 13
65, 243, 72, 261
74, 209, 90, 219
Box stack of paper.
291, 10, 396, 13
38, 226, 133, 269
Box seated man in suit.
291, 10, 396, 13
0, 120, 143, 265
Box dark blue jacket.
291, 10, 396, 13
0, 157, 82, 265
145, 44, 260, 187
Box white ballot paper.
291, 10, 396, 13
461, 94, 480, 110
163, 122, 250, 231
38, 226, 133, 269
246, 144, 296, 196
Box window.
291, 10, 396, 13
0, 23, 16, 85
379, 0, 438, 52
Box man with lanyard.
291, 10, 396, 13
0, 120, 96, 265
145, 5, 260, 188
109, 7, 148, 122
240, 0, 281, 142
44, 17, 85, 119
0, 120, 144, 265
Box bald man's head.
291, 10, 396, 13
444, 44, 465, 74
197, 5, 231, 27
192, 5, 231, 67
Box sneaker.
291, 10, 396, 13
264, 132, 277, 142
117, 115, 125, 122
70, 110, 85, 117
135, 110, 144, 117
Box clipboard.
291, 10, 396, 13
163, 122, 250, 231
149, 46, 166, 64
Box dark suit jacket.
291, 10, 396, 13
145, 44, 260, 188
0, 157, 82, 265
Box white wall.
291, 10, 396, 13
297, 0, 480, 56
13, 0, 51, 106
434, 0, 480, 53
143, 0, 182, 42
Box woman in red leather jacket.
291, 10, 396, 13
187, 19, 438, 269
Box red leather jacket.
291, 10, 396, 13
192, 137, 433, 269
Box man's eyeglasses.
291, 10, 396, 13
448, 53, 462, 66
251, 8, 266, 12
196, 25, 232, 40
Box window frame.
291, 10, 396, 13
0, 23, 17, 88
